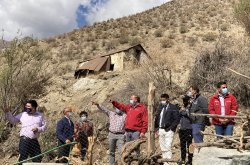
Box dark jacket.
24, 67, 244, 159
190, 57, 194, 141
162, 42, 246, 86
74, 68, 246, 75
179, 108, 192, 130
155, 103, 180, 132
56, 117, 74, 143
189, 94, 208, 124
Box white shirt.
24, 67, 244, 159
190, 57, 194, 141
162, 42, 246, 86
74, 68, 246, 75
159, 104, 169, 128
6, 112, 46, 139
219, 96, 225, 116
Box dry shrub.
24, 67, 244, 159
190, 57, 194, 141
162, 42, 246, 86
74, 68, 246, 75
45, 37, 56, 44
129, 37, 141, 46
168, 33, 176, 39
154, 29, 164, 37
179, 25, 189, 34
130, 29, 137, 36
235, 0, 250, 35
105, 40, 118, 51
119, 29, 130, 44
203, 32, 218, 42
86, 34, 95, 42
0, 37, 51, 111
189, 43, 250, 107
187, 36, 198, 47
161, 38, 174, 48
220, 23, 230, 31
112, 57, 181, 105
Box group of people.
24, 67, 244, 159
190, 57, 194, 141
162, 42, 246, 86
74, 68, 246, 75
4, 81, 238, 165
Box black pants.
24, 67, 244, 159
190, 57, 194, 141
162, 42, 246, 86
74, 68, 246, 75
78, 133, 88, 159
57, 140, 71, 163
19, 136, 42, 164
179, 129, 193, 162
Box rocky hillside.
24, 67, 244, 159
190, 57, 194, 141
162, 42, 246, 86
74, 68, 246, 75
41, 0, 244, 84
34, 0, 247, 115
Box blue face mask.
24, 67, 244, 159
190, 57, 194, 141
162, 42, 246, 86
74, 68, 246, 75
24, 108, 32, 114
221, 88, 228, 95
115, 108, 122, 115
68, 112, 73, 119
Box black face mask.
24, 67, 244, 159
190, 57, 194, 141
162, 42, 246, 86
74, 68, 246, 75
24, 108, 32, 114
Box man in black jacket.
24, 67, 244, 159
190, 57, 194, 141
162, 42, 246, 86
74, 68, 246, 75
155, 94, 180, 164
188, 85, 208, 143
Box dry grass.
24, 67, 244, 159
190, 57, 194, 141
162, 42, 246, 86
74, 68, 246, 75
189, 38, 250, 106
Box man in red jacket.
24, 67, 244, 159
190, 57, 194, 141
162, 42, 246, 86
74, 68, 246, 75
111, 95, 148, 142
208, 82, 238, 137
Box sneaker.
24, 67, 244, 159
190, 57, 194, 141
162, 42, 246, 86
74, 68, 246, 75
185, 160, 192, 165
178, 159, 185, 165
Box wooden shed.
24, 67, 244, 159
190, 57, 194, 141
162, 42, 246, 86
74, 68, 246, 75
74, 44, 149, 78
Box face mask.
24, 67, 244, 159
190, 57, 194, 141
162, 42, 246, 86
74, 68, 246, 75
68, 112, 73, 119
187, 91, 193, 97
24, 108, 32, 114
130, 99, 135, 105
115, 108, 122, 115
221, 88, 228, 95
80, 116, 87, 122
161, 101, 167, 105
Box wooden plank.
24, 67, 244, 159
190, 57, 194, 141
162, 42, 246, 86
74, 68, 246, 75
190, 113, 248, 119
147, 82, 156, 157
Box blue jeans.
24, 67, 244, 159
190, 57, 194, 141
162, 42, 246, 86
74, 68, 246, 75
192, 124, 205, 143
215, 124, 234, 137
125, 130, 140, 155
125, 130, 140, 142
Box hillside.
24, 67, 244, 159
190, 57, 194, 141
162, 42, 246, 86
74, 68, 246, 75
41, 0, 244, 84
1, 0, 249, 164
34, 0, 247, 113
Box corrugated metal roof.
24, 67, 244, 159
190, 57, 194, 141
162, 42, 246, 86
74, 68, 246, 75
78, 56, 109, 72
78, 44, 148, 63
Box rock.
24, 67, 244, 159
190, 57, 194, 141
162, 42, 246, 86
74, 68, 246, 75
193, 147, 250, 165
231, 155, 250, 165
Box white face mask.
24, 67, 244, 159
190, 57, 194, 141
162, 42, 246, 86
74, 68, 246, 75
161, 101, 167, 105
187, 91, 193, 97
130, 99, 135, 105
80, 116, 87, 122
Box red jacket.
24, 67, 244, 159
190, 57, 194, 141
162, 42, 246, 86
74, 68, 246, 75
208, 93, 238, 125
112, 101, 148, 134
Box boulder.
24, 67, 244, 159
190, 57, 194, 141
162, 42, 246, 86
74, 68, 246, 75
193, 147, 250, 165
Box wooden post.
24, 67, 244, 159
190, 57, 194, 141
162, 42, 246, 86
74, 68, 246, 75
147, 82, 156, 157
169, 69, 172, 90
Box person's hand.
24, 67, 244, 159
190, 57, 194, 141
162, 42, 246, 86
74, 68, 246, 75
180, 107, 185, 111
140, 133, 145, 138
155, 131, 159, 138
65, 139, 71, 144
219, 118, 228, 124
32, 128, 38, 133
3, 107, 10, 113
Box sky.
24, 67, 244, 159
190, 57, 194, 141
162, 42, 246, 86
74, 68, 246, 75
0, 0, 169, 40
